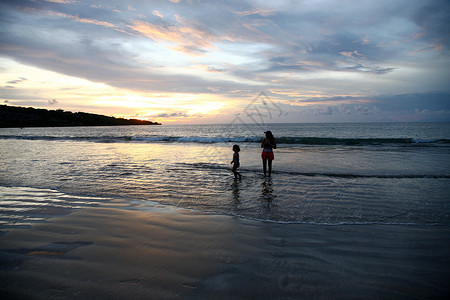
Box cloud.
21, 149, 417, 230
0, 0, 449, 123
152, 10, 164, 19
415, 108, 430, 115
340, 51, 364, 58
44, 0, 76, 3
7, 77, 27, 84
343, 64, 395, 74
0, 11, 246, 94
372, 91, 450, 112
412, 0, 450, 54
279, 90, 450, 122
234, 8, 277, 17
338, 104, 352, 115
46, 11, 117, 29
317, 106, 333, 115
353, 105, 372, 115
155, 112, 191, 118
129, 16, 217, 55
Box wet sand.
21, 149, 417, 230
1, 206, 449, 299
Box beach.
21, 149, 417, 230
1, 123, 450, 299
1, 191, 449, 299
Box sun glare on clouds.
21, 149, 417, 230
1, 58, 229, 123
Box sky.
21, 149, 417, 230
0, 0, 449, 124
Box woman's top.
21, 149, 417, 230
262, 138, 276, 152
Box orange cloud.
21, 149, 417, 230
129, 18, 217, 54
47, 11, 116, 28
152, 10, 164, 19
340, 50, 364, 58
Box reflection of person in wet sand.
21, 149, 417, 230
261, 131, 276, 177
231, 180, 241, 206
231, 144, 242, 179
261, 178, 275, 202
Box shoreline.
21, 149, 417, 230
1, 204, 449, 299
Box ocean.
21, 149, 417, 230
1, 122, 449, 227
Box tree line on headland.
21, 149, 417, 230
0, 105, 161, 128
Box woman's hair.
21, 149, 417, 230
265, 131, 275, 141
233, 144, 240, 152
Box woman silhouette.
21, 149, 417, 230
261, 131, 276, 176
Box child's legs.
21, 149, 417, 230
232, 164, 238, 176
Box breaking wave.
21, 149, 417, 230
1, 134, 449, 146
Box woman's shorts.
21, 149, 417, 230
261, 150, 274, 160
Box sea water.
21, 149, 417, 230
0, 123, 449, 227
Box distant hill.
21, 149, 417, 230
0, 105, 161, 128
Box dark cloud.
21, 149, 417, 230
294, 91, 450, 121
320, 106, 333, 115
300, 91, 450, 111
372, 91, 450, 112
412, 0, 450, 53
343, 64, 395, 74
6, 77, 27, 84
264, 56, 310, 72
155, 112, 190, 118
353, 105, 372, 115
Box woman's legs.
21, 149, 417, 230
268, 159, 272, 176
262, 158, 267, 176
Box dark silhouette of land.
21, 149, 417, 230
0, 105, 161, 128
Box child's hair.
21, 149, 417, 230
233, 144, 240, 152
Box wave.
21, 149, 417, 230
133, 136, 450, 146
0, 135, 133, 143
276, 137, 450, 146
1, 134, 449, 146
132, 136, 261, 143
